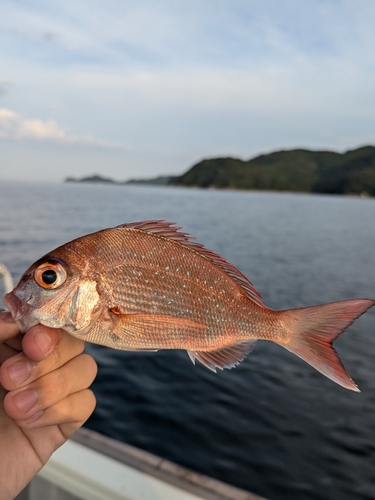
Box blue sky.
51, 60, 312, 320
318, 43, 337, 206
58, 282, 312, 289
1, 0, 375, 181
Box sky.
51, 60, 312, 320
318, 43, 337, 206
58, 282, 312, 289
1, 0, 375, 182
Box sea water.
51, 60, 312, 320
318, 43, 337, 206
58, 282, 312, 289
1, 181, 375, 500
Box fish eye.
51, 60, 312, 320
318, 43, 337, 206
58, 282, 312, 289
34, 261, 67, 290
41, 269, 57, 284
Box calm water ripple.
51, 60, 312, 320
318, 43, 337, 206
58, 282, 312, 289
1, 181, 375, 500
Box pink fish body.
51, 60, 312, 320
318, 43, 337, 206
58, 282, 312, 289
4, 220, 375, 391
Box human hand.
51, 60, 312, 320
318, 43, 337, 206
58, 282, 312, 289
0, 310, 97, 500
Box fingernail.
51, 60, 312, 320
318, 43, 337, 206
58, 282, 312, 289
13, 390, 38, 414
33, 330, 52, 356
8, 360, 31, 385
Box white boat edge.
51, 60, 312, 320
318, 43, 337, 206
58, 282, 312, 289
16, 427, 268, 500
0, 262, 13, 295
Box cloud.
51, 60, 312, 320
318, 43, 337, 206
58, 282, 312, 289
0, 108, 130, 149
0, 79, 13, 95
3, 1, 375, 70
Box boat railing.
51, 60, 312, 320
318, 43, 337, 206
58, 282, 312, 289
0, 262, 13, 295
16, 427, 268, 500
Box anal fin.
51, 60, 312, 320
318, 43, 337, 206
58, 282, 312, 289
188, 341, 256, 372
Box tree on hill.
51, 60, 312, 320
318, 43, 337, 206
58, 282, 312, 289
171, 146, 375, 195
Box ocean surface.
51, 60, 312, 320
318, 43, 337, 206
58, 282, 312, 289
1, 181, 375, 500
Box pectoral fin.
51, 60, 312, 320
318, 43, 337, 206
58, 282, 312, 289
108, 309, 206, 349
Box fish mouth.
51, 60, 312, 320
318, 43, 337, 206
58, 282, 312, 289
3, 292, 39, 333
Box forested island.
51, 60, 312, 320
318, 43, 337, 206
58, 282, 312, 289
65, 145, 375, 196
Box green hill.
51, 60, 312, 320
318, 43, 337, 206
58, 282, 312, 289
171, 146, 375, 195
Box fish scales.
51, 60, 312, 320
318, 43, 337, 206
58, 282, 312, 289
76, 227, 273, 349
4, 220, 375, 391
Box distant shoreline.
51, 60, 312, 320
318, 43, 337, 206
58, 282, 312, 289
63, 181, 372, 198
65, 144, 375, 197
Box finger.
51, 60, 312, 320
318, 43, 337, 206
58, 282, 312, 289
0, 343, 19, 364
0, 310, 19, 342
22, 325, 64, 360
0, 330, 85, 391
15, 389, 96, 434
3, 354, 97, 420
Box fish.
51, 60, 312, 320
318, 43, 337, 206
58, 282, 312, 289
3, 220, 375, 391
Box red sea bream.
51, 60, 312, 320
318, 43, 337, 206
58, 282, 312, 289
4, 220, 375, 391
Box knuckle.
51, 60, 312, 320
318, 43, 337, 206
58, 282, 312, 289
83, 354, 98, 379
54, 368, 69, 397
51, 344, 62, 366
76, 389, 97, 421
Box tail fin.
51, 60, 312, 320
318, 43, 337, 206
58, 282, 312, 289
280, 299, 375, 391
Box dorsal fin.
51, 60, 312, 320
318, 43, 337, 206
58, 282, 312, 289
116, 220, 265, 308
